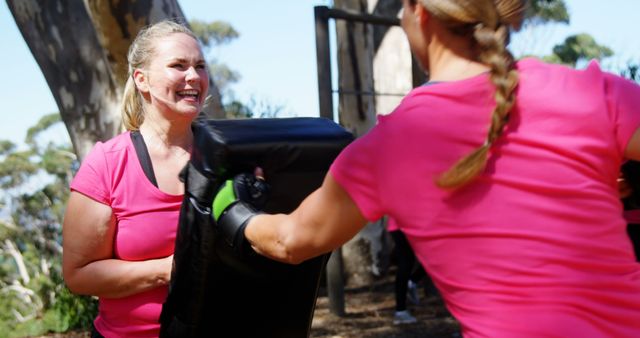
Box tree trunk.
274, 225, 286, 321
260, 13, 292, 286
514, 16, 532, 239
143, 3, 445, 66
371, 5, 416, 115
334, 0, 377, 138
7, 0, 225, 161
333, 0, 397, 289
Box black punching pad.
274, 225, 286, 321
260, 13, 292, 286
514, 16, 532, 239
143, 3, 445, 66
160, 117, 353, 338
622, 160, 640, 261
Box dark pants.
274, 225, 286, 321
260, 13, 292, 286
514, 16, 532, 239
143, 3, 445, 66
390, 230, 425, 311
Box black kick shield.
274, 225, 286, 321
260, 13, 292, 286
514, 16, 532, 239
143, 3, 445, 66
160, 117, 353, 338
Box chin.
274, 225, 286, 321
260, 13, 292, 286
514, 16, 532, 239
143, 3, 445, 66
172, 110, 199, 122
178, 105, 202, 116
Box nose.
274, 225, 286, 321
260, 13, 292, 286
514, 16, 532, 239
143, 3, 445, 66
185, 66, 201, 83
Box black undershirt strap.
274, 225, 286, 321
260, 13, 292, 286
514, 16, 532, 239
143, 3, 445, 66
130, 131, 158, 188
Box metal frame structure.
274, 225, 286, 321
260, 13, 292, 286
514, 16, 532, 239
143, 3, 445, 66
314, 6, 401, 120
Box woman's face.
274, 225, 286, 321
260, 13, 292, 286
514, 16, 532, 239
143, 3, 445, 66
139, 33, 209, 119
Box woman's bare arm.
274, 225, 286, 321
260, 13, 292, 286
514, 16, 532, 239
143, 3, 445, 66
62, 192, 172, 298
244, 173, 368, 264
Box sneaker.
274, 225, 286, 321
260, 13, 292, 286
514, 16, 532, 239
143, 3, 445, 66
407, 280, 420, 305
393, 310, 417, 325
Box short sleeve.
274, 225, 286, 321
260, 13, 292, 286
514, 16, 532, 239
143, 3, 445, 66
70, 142, 111, 205
329, 125, 384, 221
605, 73, 640, 155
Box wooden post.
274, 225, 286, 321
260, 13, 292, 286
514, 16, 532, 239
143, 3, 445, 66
313, 3, 402, 318
325, 248, 346, 317
315, 6, 334, 120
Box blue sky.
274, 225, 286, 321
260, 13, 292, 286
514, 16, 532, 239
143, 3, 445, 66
1, 0, 639, 148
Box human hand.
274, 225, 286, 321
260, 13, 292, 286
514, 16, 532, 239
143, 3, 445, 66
230, 171, 269, 210
212, 171, 270, 253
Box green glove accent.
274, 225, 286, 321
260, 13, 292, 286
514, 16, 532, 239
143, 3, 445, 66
213, 180, 236, 220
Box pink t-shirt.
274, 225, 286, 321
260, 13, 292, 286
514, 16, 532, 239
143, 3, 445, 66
70, 132, 183, 338
331, 58, 640, 337
386, 217, 399, 232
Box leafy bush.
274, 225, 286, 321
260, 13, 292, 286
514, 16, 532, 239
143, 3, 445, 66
0, 114, 97, 337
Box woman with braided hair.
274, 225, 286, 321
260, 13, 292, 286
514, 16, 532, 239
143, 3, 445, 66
214, 0, 640, 336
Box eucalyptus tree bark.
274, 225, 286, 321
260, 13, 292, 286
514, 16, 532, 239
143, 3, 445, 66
7, 0, 224, 161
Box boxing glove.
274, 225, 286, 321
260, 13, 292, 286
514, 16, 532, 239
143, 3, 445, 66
212, 173, 269, 253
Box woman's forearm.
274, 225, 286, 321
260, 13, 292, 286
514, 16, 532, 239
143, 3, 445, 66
245, 175, 368, 264
246, 213, 308, 264
64, 255, 172, 299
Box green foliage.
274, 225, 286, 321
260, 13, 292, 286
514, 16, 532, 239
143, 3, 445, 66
0, 147, 37, 189
0, 266, 98, 337
224, 100, 254, 119
46, 283, 98, 333
0, 114, 96, 337
25, 113, 62, 149
191, 19, 240, 48
0, 141, 15, 155
525, 0, 570, 26
224, 95, 286, 119
518, 0, 617, 69
209, 62, 240, 96
209, 62, 241, 95
549, 33, 613, 67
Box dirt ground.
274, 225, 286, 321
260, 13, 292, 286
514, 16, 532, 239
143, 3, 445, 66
310, 273, 461, 338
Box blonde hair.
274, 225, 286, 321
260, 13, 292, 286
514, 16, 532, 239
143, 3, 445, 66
121, 20, 199, 131
417, 0, 527, 188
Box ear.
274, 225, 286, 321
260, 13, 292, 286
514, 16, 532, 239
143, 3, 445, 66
133, 69, 149, 94
415, 2, 430, 28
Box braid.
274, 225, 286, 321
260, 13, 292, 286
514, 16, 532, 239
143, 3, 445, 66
436, 23, 519, 188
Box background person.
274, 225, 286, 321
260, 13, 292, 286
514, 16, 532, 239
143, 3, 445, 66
214, 0, 640, 336
388, 218, 426, 325
62, 20, 209, 337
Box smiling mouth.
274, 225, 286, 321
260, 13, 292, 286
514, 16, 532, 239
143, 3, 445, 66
177, 89, 200, 101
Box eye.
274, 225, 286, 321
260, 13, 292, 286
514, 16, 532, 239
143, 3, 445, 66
170, 63, 186, 69
196, 63, 206, 70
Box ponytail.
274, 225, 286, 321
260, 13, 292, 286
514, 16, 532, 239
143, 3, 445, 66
121, 75, 145, 131
433, 0, 524, 188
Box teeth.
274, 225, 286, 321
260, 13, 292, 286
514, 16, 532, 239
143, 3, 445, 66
178, 90, 198, 96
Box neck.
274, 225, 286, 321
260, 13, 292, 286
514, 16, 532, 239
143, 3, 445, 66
426, 29, 489, 82
139, 115, 193, 153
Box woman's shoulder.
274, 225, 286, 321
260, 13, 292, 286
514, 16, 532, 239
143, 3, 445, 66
93, 131, 132, 154
82, 131, 132, 164
516, 56, 609, 79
